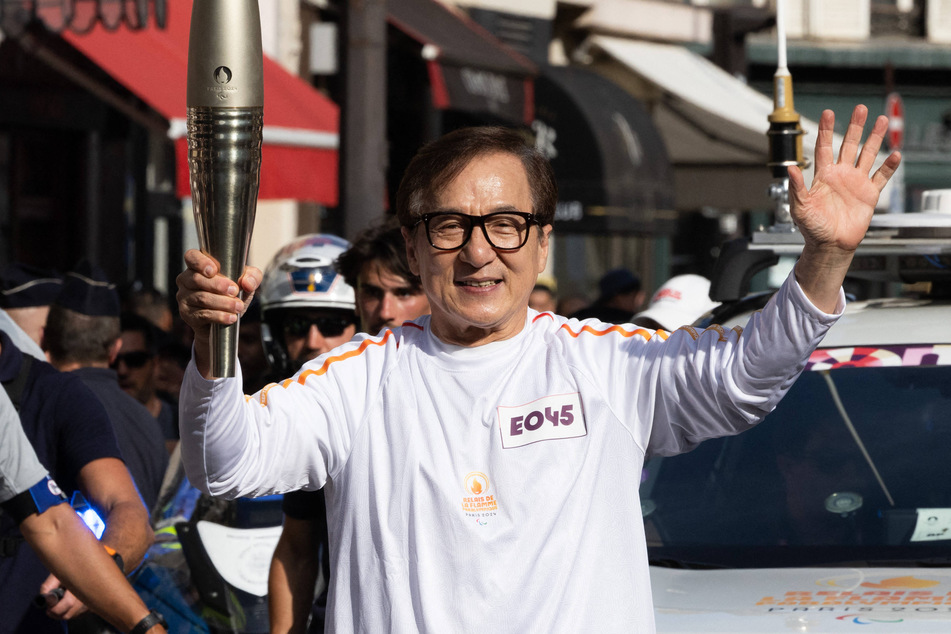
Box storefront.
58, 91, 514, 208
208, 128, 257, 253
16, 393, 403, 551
384, 0, 538, 206
0, 0, 338, 292
533, 64, 676, 296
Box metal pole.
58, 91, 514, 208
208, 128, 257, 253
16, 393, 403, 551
341, 0, 388, 240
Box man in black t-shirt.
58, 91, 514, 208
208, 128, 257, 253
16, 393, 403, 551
44, 263, 168, 512
0, 333, 153, 634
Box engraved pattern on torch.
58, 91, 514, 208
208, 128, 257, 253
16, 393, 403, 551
187, 107, 262, 377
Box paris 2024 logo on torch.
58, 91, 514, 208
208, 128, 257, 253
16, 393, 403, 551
212, 66, 235, 101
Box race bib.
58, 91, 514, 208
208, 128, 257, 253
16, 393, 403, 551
498, 393, 586, 449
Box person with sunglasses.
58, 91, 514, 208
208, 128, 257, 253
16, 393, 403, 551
258, 234, 358, 379
117, 313, 178, 454
176, 108, 900, 633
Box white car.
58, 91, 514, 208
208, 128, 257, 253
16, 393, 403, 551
645, 212, 951, 632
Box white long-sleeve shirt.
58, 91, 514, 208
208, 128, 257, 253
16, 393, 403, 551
180, 272, 841, 633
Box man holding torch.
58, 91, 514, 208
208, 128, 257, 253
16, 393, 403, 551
175, 104, 898, 631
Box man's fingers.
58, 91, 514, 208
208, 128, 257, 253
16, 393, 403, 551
837, 105, 868, 167
787, 164, 805, 195
183, 248, 221, 279
871, 151, 902, 193
177, 265, 263, 331
38, 574, 61, 596
44, 589, 80, 619
238, 266, 264, 296
177, 249, 262, 333
814, 109, 836, 170
178, 267, 240, 297
179, 287, 243, 325
855, 115, 888, 174
34, 587, 64, 610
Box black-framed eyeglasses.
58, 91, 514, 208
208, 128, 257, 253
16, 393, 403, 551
112, 351, 152, 369
413, 211, 538, 251
282, 315, 354, 339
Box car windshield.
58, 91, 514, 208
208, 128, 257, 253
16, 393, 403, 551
642, 349, 951, 569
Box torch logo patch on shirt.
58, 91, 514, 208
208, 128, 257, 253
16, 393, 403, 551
461, 471, 498, 517
498, 393, 586, 449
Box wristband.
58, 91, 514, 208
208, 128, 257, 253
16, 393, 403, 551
129, 610, 167, 634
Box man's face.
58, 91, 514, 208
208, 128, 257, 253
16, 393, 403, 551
116, 330, 155, 404
356, 260, 430, 334
404, 152, 551, 346
281, 310, 357, 369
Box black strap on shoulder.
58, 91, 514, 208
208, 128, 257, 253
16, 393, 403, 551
2, 353, 33, 412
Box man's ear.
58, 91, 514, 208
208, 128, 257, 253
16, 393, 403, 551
108, 338, 123, 365
402, 226, 420, 276
536, 224, 553, 274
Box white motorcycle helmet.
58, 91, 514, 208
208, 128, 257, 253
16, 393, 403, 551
258, 234, 356, 375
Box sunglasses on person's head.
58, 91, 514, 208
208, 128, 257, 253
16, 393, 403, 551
282, 315, 354, 339
112, 351, 153, 369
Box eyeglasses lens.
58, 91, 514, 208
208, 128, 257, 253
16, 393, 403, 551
426, 213, 531, 250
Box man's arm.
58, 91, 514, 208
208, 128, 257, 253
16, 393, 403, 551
21, 503, 164, 633
268, 516, 323, 634
77, 457, 153, 572
789, 105, 901, 312
0, 390, 163, 633
41, 457, 153, 621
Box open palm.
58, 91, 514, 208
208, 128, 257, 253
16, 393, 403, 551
789, 105, 901, 254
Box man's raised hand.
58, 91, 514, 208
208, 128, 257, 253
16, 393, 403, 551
789, 104, 901, 255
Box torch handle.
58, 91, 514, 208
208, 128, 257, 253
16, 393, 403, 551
208, 323, 238, 378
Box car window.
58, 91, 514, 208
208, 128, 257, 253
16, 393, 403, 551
642, 347, 951, 568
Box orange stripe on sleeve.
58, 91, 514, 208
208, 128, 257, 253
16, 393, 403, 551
559, 323, 664, 341
252, 331, 396, 402
256, 382, 281, 406
292, 330, 393, 386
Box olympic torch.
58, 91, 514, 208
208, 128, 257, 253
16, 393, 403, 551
186, 0, 263, 377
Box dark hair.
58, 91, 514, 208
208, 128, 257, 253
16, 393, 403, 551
157, 339, 193, 371
120, 311, 161, 353
45, 305, 119, 365
395, 126, 557, 228
335, 217, 420, 292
